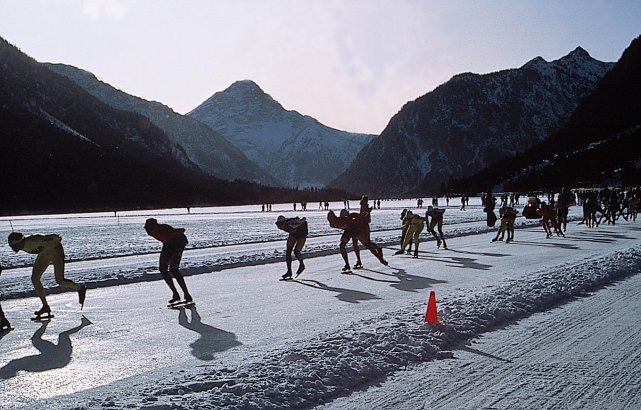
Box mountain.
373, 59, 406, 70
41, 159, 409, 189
451, 35, 641, 192
46, 64, 279, 186
0, 37, 268, 214
329, 47, 614, 198
187, 80, 375, 188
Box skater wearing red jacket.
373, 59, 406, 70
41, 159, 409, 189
327, 210, 388, 273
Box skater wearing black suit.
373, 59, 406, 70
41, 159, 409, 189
144, 218, 193, 305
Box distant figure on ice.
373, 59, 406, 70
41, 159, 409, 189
426, 205, 448, 249
275, 215, 308, 280
0, 264, 11, 331
7, 232, 87, 320
484, 190, 497, 227
394, 211, 425, 257
556, 187, 575, 232
144, 218, 193, 305
327, 210, 388, 273
359, 195, 372, 222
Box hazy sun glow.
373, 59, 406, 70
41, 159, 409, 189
1, 0, 640, 134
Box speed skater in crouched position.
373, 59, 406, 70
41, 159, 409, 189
144, 218, 193, 305
275, 215, 308, 280
395, 211, 425, 257
8, 232, 87, 320
327, 210, 388, 273
426, 206, 448, 249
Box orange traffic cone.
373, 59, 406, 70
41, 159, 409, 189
424, 290, 439, 324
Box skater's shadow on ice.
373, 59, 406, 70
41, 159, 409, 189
446, 249, 509, 258
509, 240, 580, 251
571, 230, 634, 243
0, 316, 92, 380
354, 269, 446, 293
176, 305, 241, 361
297, 279, 381, 304
413, 254, 493, 271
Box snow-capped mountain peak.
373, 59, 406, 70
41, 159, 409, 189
188, 80, 375, 188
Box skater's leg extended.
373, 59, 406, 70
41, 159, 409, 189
294, 236, 306, 275
352, 238, 363, 268
339, 239, 350, 269
32, 254, 51, 308
159, 253, 180, 301
168, 249, 191, 301
437, 223, 447, 248
52, 250, 81, 291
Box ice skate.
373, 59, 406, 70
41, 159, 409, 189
341, 265, 352, 274
280, 272, 293, 281
295, 262, 306, 277
168, 294, 195, 308
31, 305, 53, 321
394, 249, 404, 255
0, 317, 12, 331
168, 294, 181, 304
353, 261, 363, 269
413, 249, 418, 258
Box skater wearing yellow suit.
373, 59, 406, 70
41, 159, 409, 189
394, 211, 425, 258
8, 232, 87, 318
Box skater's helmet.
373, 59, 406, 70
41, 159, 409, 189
276, 215, 286, 225
8, 232, 23, 252
144, 218, 158, 231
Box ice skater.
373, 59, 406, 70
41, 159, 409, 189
275, 215, 308, 280
8, 232, 87, 320
491, 206, 518, 243
144, 218, 193, 305
327, 210, 388, 273
394, 211, 426, 257
538, 202, 564, 238
426, 205, 448, 249
399, 209, 413, 255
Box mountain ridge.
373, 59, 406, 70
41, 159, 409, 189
329, 46, 614, 197
188, 80, 375, 188
46, 64, 279, 186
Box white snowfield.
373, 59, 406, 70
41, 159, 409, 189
0, 199, 640, 409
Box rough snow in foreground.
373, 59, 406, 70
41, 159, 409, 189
90, 249, 640, 409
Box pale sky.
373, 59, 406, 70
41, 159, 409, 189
1, 0, 640, 134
